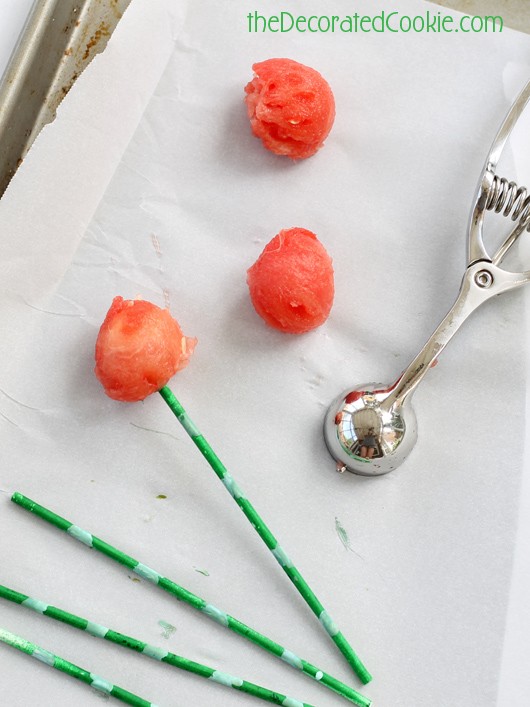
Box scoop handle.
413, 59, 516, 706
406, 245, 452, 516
383, 260, 525, 409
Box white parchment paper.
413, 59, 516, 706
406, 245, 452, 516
1, 1, 529, 706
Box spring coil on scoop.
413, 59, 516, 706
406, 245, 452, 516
486, 175, 530, 232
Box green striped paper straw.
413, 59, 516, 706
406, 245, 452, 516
159, 386, 371, 685
0, 626, 157, 707
0, 584, 316, 707
11, 492, 370, 707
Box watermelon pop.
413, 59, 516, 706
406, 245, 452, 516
247, 227, 335, 334
93, 294, 371, 684
94, 296, 196, 402
245, 58, 335, 159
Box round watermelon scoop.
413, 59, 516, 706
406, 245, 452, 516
244, 58, 335, 159
95, 297, 196, 402
247, 227, 335, 334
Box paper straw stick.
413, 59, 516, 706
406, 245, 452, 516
0, 585, 318, 707
159, 386, 371, 685
0, 626, 158, 707
11, 492, 371, 707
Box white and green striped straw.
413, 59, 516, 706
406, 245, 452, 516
11, 492, 371, 706
0, 584, 318, 707
0, 626, 159, 707
159, 386, 372, 684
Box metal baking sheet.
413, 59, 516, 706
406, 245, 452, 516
0, 0, 130, 197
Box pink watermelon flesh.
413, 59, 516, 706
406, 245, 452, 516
95, 296, 196, 402
244, 58, 335, 159
247, 227, 335, 334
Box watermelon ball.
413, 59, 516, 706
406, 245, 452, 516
247, 227, 334, 334
95, 296, 197, 402
244, 58, 335, 159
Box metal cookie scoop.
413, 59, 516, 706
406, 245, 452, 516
324, 80, 530, 477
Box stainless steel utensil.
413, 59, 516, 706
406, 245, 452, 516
325, 80, 530, 476
0, 0, 131, 197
